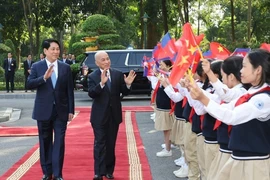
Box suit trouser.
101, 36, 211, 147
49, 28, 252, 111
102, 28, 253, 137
24, 74, 29, 90
37, 106, 67, 177
92, 112, 119, 175
5, 72, 14, 91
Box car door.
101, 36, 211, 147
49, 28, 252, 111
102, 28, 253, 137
127, 50, 152, 94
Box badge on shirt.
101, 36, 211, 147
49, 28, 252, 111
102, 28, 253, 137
254, 100, 264, 110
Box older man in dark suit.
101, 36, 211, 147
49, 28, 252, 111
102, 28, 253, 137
3, 52, 16, 93
88, 51, 136, 180
27, 39, 74, 180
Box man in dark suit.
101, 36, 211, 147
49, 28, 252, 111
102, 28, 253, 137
3, 52, 16, 93
27, 39, 74, 180
88, 51, 136, 180
60, 53, 72, 65
23, 54, 34, 92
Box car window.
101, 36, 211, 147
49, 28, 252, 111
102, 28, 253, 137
107, 52, 128, 66
128, 51, 152, 66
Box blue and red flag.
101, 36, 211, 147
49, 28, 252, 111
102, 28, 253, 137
142, 56, 155, 77
156, 32, 177, 61
203, 50, 213, 58
230, 48, 251, 57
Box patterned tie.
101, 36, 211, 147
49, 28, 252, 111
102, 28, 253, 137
51, 70, 57, 88
106, 71, 111, 90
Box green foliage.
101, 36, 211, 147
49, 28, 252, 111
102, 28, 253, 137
0, 43, 11, 53
71, 42, 87, 57
76, 54, 86, 63
14, 69, 25, 83
81, 14, 116, 35
97, 34, 120, 45
70, 63, 80, 74
99, 45, 126, 50
4, 39, 16, 59
0, 66, 4, 78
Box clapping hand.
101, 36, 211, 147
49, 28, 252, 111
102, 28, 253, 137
124, 70, 136, 85
101, 69, 109, 86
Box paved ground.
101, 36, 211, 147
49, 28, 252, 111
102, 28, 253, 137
0, 90, 187, 180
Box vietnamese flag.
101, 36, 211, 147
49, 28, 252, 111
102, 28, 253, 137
169, 47, 192, 87
210, 42, 231, 60
260, 43, 270, 51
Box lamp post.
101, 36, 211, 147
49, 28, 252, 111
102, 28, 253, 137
142, 12, 149, 49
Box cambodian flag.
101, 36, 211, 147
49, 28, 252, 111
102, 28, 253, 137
230, 48, 251, 57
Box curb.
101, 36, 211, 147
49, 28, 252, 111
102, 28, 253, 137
0, 108, 13, 122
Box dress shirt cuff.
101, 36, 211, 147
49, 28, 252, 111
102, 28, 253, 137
126, 84, 131, 89
100, 82, 105, 88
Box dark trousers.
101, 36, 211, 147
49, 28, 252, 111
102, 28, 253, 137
5, 72, 14, 92
92, 109, 119, 175
24, 74, 29, 91
37, 106, 67, 177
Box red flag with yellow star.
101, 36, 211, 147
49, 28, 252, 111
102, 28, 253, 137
210, 42, 231, 60
169, 43, 192, 86
169, 23, 203, 86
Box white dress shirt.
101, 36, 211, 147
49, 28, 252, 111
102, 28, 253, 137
205, 83, 270, 125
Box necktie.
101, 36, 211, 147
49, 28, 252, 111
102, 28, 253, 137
51, 70, 57, 88
8, 59, 11, 70
106, 71, 111, 90
28, 60, 30, 67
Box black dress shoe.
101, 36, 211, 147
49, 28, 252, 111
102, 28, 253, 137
93, 175, 103, 180
41, 174, 52, 180
105, 174, 114, 179
53, 177, 64, 180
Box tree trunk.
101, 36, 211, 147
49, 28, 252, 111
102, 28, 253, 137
247, 0, 251, 42
98, 0, 102, 14
35, 1, 40, 56
177, 0, 185, 26
22, 0, 34, 56
161, 0, 168, 33
197, 0, 201, 35
139, 0, 144, 49
230, 0, 235, 42
183, 0, 189, 23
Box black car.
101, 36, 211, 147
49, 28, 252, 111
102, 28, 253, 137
76, 49, 153, 97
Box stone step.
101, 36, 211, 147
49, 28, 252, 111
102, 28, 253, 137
0, 107, 13, 122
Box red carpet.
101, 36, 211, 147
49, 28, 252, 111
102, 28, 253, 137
1, 106, 153, 180
0, 127, 38, 137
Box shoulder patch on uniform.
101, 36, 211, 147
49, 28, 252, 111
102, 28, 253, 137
254, 100, 264, 110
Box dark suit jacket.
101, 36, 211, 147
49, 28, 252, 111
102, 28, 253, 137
27, 60, 74, 121
23, 60, 34, 75
3, 58, 16, 74
60, 59, 72, 65
88, 68, 130, 125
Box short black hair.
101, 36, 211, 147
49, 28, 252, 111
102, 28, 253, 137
42, 39, 61, 50
222, 56, 243, 82
247, 49, 270, 87
162, 59, 173, 70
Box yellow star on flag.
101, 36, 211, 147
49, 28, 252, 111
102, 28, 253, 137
188, 45, 197, 55
218, 46, 224, 52
177, 55, 189, 66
